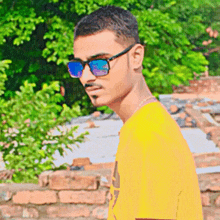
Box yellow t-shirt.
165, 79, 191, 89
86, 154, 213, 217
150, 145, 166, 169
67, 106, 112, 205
107, 101, 203, 220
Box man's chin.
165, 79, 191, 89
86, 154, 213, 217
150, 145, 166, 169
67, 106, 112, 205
90, 96, 108, 107
91, 101, 106, 107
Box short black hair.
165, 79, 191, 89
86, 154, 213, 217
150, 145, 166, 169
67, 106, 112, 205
74, 5, 140, 45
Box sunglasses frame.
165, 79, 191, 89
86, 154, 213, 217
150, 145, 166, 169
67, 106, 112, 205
67, 43, 136, 78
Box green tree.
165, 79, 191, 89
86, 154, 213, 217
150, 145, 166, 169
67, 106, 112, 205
0, 0, 218, 115
0, 60, 89, 183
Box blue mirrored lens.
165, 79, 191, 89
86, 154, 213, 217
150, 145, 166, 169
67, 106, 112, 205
90, 60, 109, 76
68, 62, 83, 77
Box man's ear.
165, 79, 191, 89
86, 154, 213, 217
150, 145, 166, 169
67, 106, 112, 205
131, 44, 145, 71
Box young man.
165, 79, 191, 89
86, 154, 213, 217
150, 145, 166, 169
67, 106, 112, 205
67, 5, 203, 220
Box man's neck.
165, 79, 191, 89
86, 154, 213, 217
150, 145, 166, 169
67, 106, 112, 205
108, 77, 156, 124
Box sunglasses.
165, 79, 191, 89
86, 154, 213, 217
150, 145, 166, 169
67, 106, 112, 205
67, 43, 135, 78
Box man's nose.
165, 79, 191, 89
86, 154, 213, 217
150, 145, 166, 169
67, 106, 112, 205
81, 64, 96, 81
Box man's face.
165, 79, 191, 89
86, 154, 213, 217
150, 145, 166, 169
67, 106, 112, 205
73, 30, 135, 108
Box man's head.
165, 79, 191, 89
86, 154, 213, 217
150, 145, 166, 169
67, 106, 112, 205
74, 5, 140, 46
71, 6, 145, 109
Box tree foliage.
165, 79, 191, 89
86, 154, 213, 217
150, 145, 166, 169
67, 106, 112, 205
0, 0, 219, 114
0, 61, 89, 182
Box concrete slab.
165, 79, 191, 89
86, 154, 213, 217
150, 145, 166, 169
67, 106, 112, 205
180, 128, 219, 153
203, 113, 220, 126
196, 166, 220, 174
52, 119, 122, 166
51, 120, 219, 170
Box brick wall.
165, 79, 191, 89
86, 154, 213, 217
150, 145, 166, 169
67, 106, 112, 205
172, 76, 220, 93
0, 159, 220, 220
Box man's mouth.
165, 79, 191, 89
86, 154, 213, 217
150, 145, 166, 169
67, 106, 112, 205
86, 86, 102, 92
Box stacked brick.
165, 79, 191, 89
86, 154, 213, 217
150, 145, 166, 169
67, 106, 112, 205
185, 107, 220, 148
0, 158, 114, 220
168, 96, 220, 148
172, 76, 220, 94
0, 157, 220, 219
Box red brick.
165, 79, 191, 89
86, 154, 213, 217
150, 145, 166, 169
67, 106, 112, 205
203, 126, 217, 134
46, 205, 90, 218
13, 191, 31, 204
30, 190, 57, 204
170, 105, 178, 113
59, 190, 106, 204
49, 170, 98, 190
179, 112, 186, 119
92, 111, 101, 117
22, 208, 39, 218
193, 152, 220, 168
214, 115, 220, 122
209, 127, 220, 144
72, 157, 91, 166
13, 190, 57, 204
209, 185, 220, 191
197, 102, 209, 107
92, 206, 109, 219
185, 122, 192, 127
185, 107, 213, 131
198, 173, 220, 191
215, 206, 220, 218
38, 170, 53, 187
202, 207, 216, 220
0, 205, 23, 218
185, 116, 192, 123
201, 109, 211, 113
86, 119, 98, 128
0, 191, 12, 202
201, 192, 210, 206
107, 192, 112, 202
185, 103, 193, 108
215, 195, 220, 206
84, 162, 114, 171
100, 174, 113, 188
207, 101, 214, 105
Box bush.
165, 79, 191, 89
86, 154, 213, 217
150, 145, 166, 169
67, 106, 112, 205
0, 61, 89, 183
